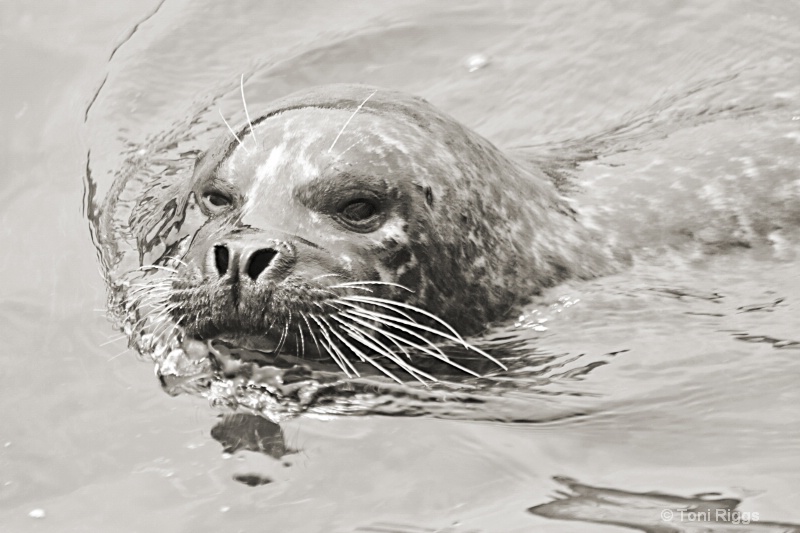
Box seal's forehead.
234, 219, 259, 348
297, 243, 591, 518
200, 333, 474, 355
217, 107, 425, 187
256, 106, 423, 150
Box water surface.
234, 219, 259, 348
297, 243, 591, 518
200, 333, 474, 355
2, 1, 799, 531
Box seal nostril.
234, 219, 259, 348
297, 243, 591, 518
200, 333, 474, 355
214, 245, 229, 276
246, 248, 278, 280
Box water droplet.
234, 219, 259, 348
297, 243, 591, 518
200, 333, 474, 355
464, 54, 490, 73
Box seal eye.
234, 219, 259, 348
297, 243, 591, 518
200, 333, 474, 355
336, 198, 381, 231
341, 200, 376, 221
201, 191, 233, 213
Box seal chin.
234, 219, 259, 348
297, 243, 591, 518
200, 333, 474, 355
212, 333, 281, 354
197, 320, 331, 361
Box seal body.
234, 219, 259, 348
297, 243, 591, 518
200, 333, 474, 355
155, 84, 613, 359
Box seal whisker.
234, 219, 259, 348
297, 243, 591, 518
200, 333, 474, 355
129, 299, 170, 314
341, 295, 465, 340
331, 316, 436, 383
127, 282, 173, 297
317, 316, 367, 366
336, 312, 414, 362
307, 315, 343, 369
280, 310, 294, 354
313, 330, 345, 374
129, 293, 170, 310
275, 309, 293, 354
129, 306, 167, 332
339, 307, 447, 359
135, 299, 175, 315
127, 289, 172, 304
295, 326, 305, 357
239, 73, 258, 151
148, 302, 177, 321
336, 133, 367, 158
332, 315, 400, 359
107, 346, 131, 362
345, 304, 488, 361
136, 264, 179, 274
218, 108, 251, 155
128, 297, 169, 313
331, 281, 414, 292
161, 317, 184, 344
147, 318, 174, 344
309, 315, 357, 377
261, 306, 282, 337
156, 320, 181, 346
130, 287, 172, 303
339, 295, 507, 370
321, 299, 345, 313
131, 299, 178, 330
100, 333, 128, 347
311, 273, 344, 282
339, 310, 481, 377
129, 275, 173, 285
136, 294, 172, 308
148, 304, 180, 332
275, 321, 290, 356
301, 313, 323, 357
328, 89, 377, 153
163, 255, 188, 267
336, 298, 417, 326
128, 278, 172, 294
331, 285, 373, 293
321, 316, 404, 384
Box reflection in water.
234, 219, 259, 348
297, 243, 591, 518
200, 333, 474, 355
211, 413, 295, 459
206, 414, 800, 531
210, 413, 296, 487
530, 477, 800, 532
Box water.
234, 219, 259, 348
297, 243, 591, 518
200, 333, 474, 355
2, 1, 799, 531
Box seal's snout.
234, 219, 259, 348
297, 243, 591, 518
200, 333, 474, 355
207, 240, 293, 283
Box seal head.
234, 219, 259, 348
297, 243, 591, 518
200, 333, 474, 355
138, 85, 610, 376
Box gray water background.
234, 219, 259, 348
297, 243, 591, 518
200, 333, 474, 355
2, 1, 799, 531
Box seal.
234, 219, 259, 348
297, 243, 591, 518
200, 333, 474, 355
95, 82, 800, 418
123, 84, 617, 382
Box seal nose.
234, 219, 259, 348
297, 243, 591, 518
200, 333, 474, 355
245, 248, 278, 280
213, 245, 230, 276
212, 244, 279, 281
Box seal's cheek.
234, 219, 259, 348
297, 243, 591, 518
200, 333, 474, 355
291, 244, 379, 284
180, 221, 227, 274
